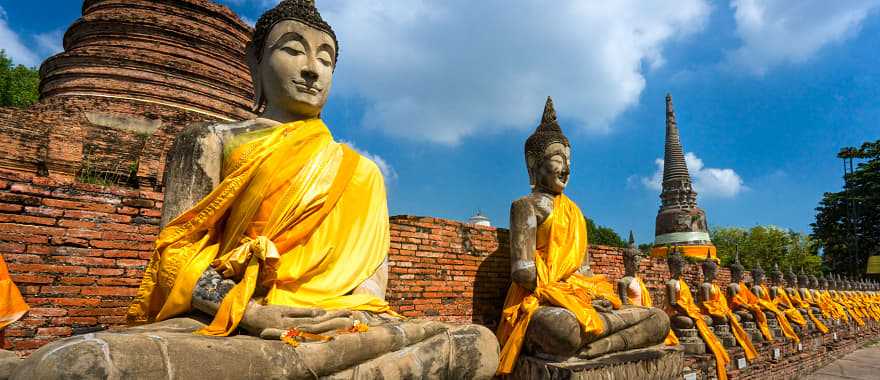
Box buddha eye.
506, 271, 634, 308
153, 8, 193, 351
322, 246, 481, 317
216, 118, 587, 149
281, 46, 304, 56
318, 58, 331, 67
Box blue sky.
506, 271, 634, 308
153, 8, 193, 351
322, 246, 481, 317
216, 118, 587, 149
1, 1, 878, 244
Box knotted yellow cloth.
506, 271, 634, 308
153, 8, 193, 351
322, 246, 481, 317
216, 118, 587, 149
496, 194, 621, 375
774, 287, 808, 327
756, 285, 800, 344
629, 277, 679, 346
730, 282, 773, 342
833, 291, 865, 326
0, 254, 28, 330
819, 290, 849, 323
673, 278, 730, 380
128, 119, 393, 335
789, 290, 829, 334
701, 283, 758, 361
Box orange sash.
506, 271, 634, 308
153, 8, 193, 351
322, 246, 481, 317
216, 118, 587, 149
674, 278, 730, 380
0, 255, 28, 330
701, 284, 758, 361
730, 282, 773, 341
757, 285, 800, 344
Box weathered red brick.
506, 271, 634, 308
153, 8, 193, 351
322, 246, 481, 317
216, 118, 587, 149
10, 274, 54, 284
81, 286, 138, 297
27, 308, 67, 317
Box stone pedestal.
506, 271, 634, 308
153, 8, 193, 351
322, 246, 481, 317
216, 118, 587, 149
767, 317, 783, 341
674, 328, 706, 355
743, 322, 764, 344
510, 345, 683, 380
711, 324, 737, 348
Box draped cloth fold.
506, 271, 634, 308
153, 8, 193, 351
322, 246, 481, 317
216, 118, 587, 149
789, 290, 829, 334
495, 194, 622, 376
835, 292, 866, 326
757, 285, 800, 344
774, 287, 808, 327
127, 119, 393, 334
0, 254, 28, 330
631, 277, 678, 346
730, 283, 773, 342
673, 278, 730, 380
701, 283, 758, 361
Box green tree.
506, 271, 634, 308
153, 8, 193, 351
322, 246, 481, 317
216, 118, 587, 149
812, 140, 880, 275
0, 50, 40, 108
711, 225, 822, 274
585, 217, 626, 248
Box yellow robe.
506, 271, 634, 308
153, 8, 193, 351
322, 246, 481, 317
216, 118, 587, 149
774, 287, 808, 326
789, 290, 829, 334
629, 277, 679, 346
730, 282, 773, 342
673, 278, 730, 380
833, 291, 865, 326
819, 290, 849, 323
701, 283, 758, 361
756, 285, 800, 344
0, 254, 28, 330
495, 194, 621, 375
127, 119, 393, 335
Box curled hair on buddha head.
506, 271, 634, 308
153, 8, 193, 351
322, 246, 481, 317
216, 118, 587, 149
770, 263, 783, 282
524, 96, 570, 186
246, 0, 339, 111
730, 245, 744, 279
751, 260, 765, 283
666, 245, 685, 271
701, 249, 717, 272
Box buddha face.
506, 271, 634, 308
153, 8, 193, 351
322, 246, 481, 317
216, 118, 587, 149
730, 266, 743, 283
702, 261, 717, 282
752, 270, 764, 285
532, 143, 570, 194
255, 20, 336, 118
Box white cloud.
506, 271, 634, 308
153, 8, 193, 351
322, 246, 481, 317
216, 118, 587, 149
642, 152, 746, 198
727, 0, 880, 75
34, 30, 64, 58
338, 140, 398, 184
307, 0, 710, 144
0, 6, 39, 67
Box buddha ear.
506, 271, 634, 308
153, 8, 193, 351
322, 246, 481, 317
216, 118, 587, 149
246, 43, 265, 113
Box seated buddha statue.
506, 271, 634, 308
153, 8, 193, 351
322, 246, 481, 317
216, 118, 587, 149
769, 264, 808, 333
664, 248, 731, 380
751, 262, 800, 343
788, 267, 828, 334
726, 252, 772, 343
698, 253, 758, 358
12, 1, 499, 379
495, 97, 670, 376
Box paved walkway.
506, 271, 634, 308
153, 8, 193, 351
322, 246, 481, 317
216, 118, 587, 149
806, 341, 880, 379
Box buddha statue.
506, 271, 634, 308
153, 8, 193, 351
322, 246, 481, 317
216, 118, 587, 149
751, 262, 799, 343
769, 264, 808, 334
617, 232, 645, 307
496, 97, 670, 376
726, 252, 770, 343
665, 248, 730, 380
698, 253, 757, 356
12, 2, 499, 379
789, 268, 828, 334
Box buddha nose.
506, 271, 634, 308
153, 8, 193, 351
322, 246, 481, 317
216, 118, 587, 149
301, 68, 319, 84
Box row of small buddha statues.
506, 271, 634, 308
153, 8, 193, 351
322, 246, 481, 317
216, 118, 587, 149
618, 244, 880, 380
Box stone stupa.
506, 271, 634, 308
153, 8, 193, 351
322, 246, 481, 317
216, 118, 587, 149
651, 94, 716, 260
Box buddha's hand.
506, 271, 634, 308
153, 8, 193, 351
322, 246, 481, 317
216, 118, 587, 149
511, 260, 538, 291
591, 299, 613, 313
241, 304, 359, 339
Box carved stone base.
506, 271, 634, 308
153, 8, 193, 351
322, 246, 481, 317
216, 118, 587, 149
711, 324, 737, 348
674, 328, 706, 355
742, 322, 764, 343
510, 345, 683, 380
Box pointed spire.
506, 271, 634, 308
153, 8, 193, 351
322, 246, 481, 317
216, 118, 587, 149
628, 230, 635, 248
539, 96, 562, 133
661, 94, 693, 194
734, 245, 741, 264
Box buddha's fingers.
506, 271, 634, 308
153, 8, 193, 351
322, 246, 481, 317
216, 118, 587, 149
260, 328, 286, 340
298, 317, 353, 334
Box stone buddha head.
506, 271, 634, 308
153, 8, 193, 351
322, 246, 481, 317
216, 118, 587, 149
820, 274, 829, 290
525, 97, 570, 195
797, 268, 810, 288
770, 263, 784, 286
809, 274, 819, 289
785, 267, 798, 287
667, 246, 685, 279
751, 261, 765, 286
729, 249, 745, 283
247, 0, 338, 120
700, 250, 718, 283
623, 231, 642, 277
